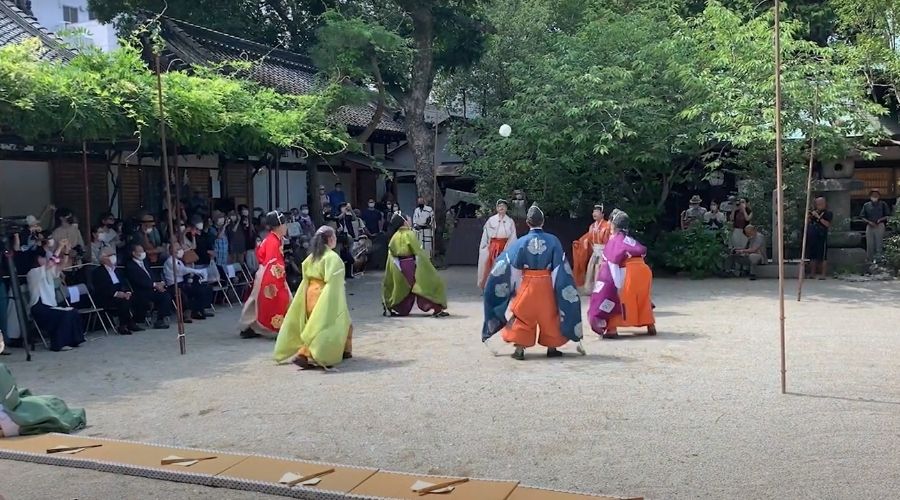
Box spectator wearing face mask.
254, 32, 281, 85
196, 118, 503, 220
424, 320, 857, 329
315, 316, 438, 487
125, 244, 173, 329
89, 225, 107, 265
164, 242, 213, 321
298, 205, 315, 238
92, 247, 142, 335
51, 208, 85, 259
361, 198, 384, 235
212, 211, 230, 266
191, 216, 215, 267
318, 185, 330, 211
860, 189, 891, 263
131, 213, 163, 264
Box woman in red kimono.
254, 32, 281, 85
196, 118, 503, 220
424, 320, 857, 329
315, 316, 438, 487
239, 211, 291, 339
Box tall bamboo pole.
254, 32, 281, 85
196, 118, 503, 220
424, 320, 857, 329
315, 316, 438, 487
797, 85, 819, 302
82, 141, 91, 251
774, 0, 787, 394
155, 53, 186, 355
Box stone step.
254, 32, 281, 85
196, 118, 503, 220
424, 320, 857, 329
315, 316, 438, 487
754, 262, 801, 279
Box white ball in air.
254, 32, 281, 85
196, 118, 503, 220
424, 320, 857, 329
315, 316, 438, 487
498, 124, 512, 137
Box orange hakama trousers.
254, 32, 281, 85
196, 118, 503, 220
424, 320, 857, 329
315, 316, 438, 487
481, 238, 509, 289
500, 269, 568, 348
296, 278, 352, 360
608, 257, 655, 330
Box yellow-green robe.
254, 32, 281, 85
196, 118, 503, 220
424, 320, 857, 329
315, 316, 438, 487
382, 227, 448, 310
274, 249, 351, 366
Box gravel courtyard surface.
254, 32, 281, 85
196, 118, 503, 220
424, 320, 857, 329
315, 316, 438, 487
1, 268, 899, 500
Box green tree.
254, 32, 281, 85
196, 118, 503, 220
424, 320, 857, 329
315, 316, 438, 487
88, 0, 332, 51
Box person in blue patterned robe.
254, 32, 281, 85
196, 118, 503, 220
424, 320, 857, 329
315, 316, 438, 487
482, 204, 584, 360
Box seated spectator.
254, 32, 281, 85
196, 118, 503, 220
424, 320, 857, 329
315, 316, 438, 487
89, 225, 107, 265
132, 213, 163, 265
163, 243, 213, 321
125, 244, 173, 330
92, 247, 142, 335
51, 208, 85, 262
728, 225, 767, 280
703, 201, 727, 230
26, 240, 84, 351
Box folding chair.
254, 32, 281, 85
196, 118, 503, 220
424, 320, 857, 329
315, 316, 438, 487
19, 283, 50, 350
224, 264, 245, 305
211, 270, 234, 308
63, 283, 112, 339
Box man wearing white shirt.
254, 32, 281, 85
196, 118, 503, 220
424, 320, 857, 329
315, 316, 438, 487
163, 243, 213, 322
413, 196, 435, 256
125, 244, 173, 329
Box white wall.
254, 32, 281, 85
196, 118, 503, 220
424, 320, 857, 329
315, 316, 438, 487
0, 160, 51, 218
30, 0, 118, 51
252, 168, 309, 212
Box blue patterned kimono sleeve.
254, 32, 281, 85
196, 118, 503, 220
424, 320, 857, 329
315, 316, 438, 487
549, 235, 583, 342
481, 249, 515, 341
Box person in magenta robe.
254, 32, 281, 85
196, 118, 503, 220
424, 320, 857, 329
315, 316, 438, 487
588, 210, 656, 339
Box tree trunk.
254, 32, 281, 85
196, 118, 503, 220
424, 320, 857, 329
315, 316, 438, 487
307, 155, 324, 226
400, 3, 446, 259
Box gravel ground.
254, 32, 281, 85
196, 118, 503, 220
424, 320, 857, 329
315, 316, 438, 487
1, 268, 899, 500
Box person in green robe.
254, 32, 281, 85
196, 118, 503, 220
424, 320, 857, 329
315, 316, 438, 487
0, 363, 85, 437
273, 225, 352, 369
382, 213, 449, 317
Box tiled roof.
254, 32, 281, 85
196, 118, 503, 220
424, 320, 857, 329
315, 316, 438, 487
0, 0, 74, 62
158, 16, 404, 135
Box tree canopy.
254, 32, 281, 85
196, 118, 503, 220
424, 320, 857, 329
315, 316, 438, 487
449, 0, 886, 230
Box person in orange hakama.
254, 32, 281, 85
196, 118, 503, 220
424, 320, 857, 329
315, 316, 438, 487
482, 204, 584, 360
572, 204, 611, 293
476, 199, 518, 289
239, 211, 291, 339
588, 210, 656, 338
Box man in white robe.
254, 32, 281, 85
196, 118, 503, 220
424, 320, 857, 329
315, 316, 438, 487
413, 196, 435, 256
477, 199, 518, 289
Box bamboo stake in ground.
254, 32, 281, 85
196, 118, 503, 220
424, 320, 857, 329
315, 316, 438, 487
797, 85, 819, 302
774, 0, 787, 394
155, 52, 186, 355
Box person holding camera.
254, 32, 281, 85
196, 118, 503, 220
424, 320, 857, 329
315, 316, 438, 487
806, 196, 833, 280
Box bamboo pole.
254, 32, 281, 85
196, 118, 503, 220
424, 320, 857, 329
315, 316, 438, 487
155, 53, 186, 355
774, 0, 787, 394
82, 141, 91, 252
797, 85, 819, 302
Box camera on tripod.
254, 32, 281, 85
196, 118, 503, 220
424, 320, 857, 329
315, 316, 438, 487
0, 217, 26, 252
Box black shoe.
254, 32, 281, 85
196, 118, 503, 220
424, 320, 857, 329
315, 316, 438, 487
182, 316, 193, 324
203, 309, 215, 317
511, 347, 525, 361
547, 348, 563, 358
342, 351, 353, 359
191, 312, 206, 320
127, 323, 145, 332
152, 322, 168, 330
749, 274, 757, 281
432, 311, 449, 318
118, 327, 133, 335
240, 328, 261, 339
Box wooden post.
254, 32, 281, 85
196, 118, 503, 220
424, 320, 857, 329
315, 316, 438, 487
797, 86, 818, 302
155, 53, 186, 355
774, 0, 787, 394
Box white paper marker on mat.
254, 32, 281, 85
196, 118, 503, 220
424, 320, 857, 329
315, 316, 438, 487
411, 480, 456, 494
278, 472, 323, 486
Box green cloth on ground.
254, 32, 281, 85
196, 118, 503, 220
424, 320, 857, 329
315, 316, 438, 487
382, 228, 448, 309
273, 249, 351, 366
0, 363, 86, 436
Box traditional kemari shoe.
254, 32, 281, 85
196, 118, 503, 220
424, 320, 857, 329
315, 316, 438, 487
511, 347, 525, 361
432, 311, 449, 318
292, 355, 311, 369
546, 348, 563, 358
602, 331, 619, 339
646, 325, 657, 336
342, 352, 353, 359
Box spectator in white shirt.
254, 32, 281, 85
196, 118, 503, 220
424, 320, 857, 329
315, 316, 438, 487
163, 243, 213, 322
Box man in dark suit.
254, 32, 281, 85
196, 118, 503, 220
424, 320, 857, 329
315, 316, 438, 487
92, 247, 141, 335
125, 244, 173, 329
